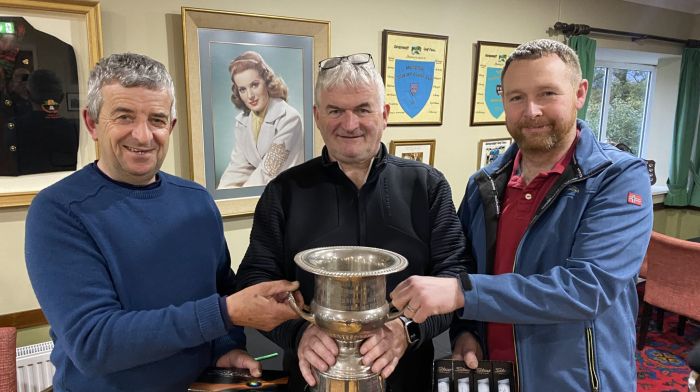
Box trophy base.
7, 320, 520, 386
311, 373, 384, 392
310, 339, 385, 392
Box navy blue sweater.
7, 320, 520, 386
25, 163, 244, 391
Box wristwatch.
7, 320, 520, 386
400, 316, 420, 345
457, 271, 473, 292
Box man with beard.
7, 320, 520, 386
390, 39, 652, 391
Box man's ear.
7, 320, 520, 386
382, 103, 390, 124
575, 79, 589, 110
83, 109, 99, 141
169, 118, 177, 134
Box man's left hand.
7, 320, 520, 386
216, 349, 262, 377
359, 318, 408, 379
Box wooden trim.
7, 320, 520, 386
654, 204, 700, 212
0, 309, 47, 329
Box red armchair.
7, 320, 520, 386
0, 327, 17, 392
637, 231, 700, 349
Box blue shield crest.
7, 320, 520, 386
395, 59, 434, 118
485, 67, 504, 118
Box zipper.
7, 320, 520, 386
512, 326, 521, 392
586, 327, 600, 392
485, 173, 501, 217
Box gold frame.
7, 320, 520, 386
389, 139, 436, 166
381, 30, 448, 126
182, 7, 330, 217
477, 137, 512, 169
470, 41, 518, 126
0, 0, 103, 208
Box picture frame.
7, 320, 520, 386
389, 139, 436, 166
66, 92, 80, 111
477, 138, 513, 169
381, 30, 448, 126
182, 7, 329, 217
470, 41, 518, 126
0, 0, 102, 208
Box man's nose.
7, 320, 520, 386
132, 120, 152, 143
524, 99, 543, 117
340, 111, 359, 130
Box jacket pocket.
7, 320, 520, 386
586, 326, 600, 392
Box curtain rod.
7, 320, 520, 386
553, 22, 700, 48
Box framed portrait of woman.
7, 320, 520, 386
182, 8, 329, 217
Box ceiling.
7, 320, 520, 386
624, 0, 700, 14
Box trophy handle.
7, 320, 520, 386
386, 305, 404, 321
287, 292, 315, 324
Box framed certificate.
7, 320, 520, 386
381, 30, 448, 126
389, 139, 436, 166
477, 138, 513, 169
470, 41, 518, 126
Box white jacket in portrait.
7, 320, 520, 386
218, 98, 304, 189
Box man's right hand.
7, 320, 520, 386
298, 324, 339, 387
452, 331, 483, 369
226, 280, 300, 331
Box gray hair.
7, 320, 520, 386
501, 39, 582, 85
86, 53, 176, 122
314, 60, 385, 107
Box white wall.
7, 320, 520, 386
1, 0, 697, 318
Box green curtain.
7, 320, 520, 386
665, 47, 700, 206
568, 35, 597, 118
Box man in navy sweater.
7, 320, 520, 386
25, 53, 300, 392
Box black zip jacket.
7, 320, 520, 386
235, 143, 470, 391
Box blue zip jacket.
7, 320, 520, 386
457, 121, 652, 392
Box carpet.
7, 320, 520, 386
637, 312, 700, 391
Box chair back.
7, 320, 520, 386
0, 327, 17, 392
643, 231, 700, 320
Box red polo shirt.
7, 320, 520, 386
486, 133, 578, 361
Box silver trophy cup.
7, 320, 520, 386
288, 246, 408, 392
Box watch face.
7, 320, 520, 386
404, 318, 420, 344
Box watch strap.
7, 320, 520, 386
457, 271, 473, 292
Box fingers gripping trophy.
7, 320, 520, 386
288, 246, 408, 392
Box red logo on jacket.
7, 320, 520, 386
627, 192, 642, 206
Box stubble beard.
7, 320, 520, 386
509, 114, 576, 155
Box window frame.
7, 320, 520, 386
589, 61, 657, 157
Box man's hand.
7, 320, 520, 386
216, 349, 262, 377
298, 324, 338, 387
390, 276, 464, 323
359, 318, 408, 379
227, 280, 300, 331
451, 332, 482, 369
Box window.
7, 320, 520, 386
585, 62, 655, 156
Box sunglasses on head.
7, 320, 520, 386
318, 53, 374, 71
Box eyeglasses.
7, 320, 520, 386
318, 53, 374, 71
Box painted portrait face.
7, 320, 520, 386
314, 85, 389, 166
501, 54, 587, 154
233, 68, 270, 115
84, 84, 175, 185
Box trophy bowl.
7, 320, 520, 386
288, 246, 408, 392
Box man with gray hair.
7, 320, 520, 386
235, 53, 469, 391
25, 53, 300, 391
391, 38, 652, 390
